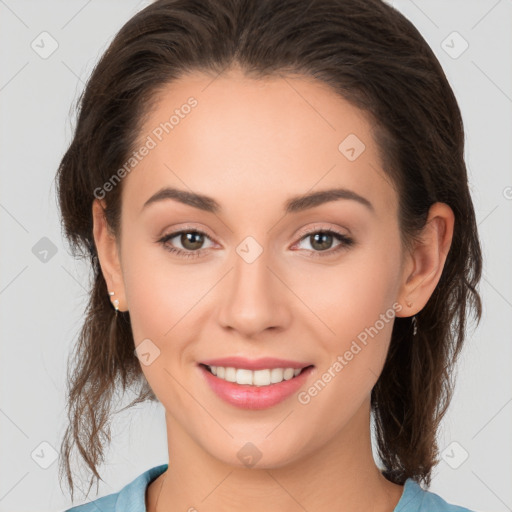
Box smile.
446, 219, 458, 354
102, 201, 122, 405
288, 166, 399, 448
202, 364, 310, 386
198, 363, 316, 410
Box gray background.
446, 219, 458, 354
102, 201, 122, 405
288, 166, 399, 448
0, 1, 510, 511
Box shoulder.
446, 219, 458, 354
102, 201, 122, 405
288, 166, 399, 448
64, 492, 118, 512
395, 478, 477, 512
63, 463, 168, 512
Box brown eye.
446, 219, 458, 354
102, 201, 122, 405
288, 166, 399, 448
179, 231, 205, 250
294, 228, 354, 257
309, 232, 335, 251
158, 229, 215, 258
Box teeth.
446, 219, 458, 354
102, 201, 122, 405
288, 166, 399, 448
208, 366, 303, 386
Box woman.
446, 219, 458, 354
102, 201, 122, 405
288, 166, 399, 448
57, 0, 482, 510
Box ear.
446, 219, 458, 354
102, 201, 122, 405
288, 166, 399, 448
396, 202, 455, 317
92, 198, 127, 312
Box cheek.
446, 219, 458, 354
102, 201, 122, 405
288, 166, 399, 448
294, 241, 399, 332
291, 231, 401, 375
120, 235, 218, 357
294, 269, 399, 417
120, 242, 209, 402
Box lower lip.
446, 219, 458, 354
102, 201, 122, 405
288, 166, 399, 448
198, 364, 315, 410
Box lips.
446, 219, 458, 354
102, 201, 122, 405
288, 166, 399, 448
198, 356, 313, 371
198, 363, 316, 409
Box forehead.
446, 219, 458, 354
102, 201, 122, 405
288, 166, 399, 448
123, 68, 397, 219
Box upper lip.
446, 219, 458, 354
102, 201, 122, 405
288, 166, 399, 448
199, 357, 313, 370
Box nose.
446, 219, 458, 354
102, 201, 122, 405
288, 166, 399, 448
217, 247, 292, 337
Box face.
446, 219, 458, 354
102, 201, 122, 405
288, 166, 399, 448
97, 67, 416, 468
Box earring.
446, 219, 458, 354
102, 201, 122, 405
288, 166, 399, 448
411, 315, 418, 336
109, 291, 119, 312
405, 300, 417, 336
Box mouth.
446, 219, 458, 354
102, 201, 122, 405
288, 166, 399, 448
199, 363, 315, 387
198, 362, 316, 410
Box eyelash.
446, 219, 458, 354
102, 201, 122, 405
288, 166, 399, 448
157, 226, 354, 260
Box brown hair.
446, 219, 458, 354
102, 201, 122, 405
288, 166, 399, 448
56, 0, 482, 501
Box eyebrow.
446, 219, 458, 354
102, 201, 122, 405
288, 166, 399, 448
142, 186, 375, 214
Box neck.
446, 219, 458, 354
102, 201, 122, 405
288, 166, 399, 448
147, 398, 404, 512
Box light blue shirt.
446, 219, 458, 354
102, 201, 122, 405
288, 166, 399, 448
64, 463, 476, 511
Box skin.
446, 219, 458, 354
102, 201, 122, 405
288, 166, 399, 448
92, 66, 454, 512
